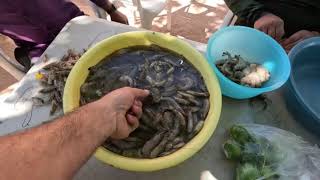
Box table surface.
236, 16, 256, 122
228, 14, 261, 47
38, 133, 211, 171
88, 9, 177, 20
0, 16, 318, 180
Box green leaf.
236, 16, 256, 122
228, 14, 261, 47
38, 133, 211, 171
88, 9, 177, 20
223, 140, 242, 160
230, 125, 255, 145
236, 163, 261, 180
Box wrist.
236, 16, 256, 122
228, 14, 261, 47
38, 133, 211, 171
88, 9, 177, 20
260, 12, 269, 17
256, 12, 274, 21
86, 101, 115, 139
75, 103, 113, 145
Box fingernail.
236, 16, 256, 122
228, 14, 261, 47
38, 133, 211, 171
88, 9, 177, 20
144, 89, 150, 94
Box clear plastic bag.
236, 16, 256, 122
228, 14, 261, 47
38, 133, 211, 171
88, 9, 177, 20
223, 124, 320, 180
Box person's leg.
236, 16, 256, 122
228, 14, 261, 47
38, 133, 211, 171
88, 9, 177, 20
14, 47, 31, 72
14, 43, 47, 72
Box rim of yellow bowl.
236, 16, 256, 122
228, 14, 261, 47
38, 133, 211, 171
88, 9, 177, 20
63, 31, 222, 172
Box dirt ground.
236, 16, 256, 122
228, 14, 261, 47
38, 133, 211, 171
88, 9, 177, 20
0, 66, 17, 91
0, 0, 228, 91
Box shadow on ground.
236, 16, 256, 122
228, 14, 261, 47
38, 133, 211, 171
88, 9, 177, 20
151, 0, 227, 43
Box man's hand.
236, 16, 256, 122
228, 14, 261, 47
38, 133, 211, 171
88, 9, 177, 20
92, 87, 149, 139
110, 10, 129, 24
282, 30, 320, 52
254, 13, 285, 41
0, 87, 148, 180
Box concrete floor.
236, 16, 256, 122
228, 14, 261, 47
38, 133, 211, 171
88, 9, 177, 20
0, 66, 17, 92
0, 0, 228, 91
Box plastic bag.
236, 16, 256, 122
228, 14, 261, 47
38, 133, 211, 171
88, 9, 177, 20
223, 124, 320, 180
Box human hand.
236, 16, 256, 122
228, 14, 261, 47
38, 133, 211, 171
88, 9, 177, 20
254, 13, 285, 41
91, 87, 149, 139
282, 30, 320, 52
110, 10, 129, 25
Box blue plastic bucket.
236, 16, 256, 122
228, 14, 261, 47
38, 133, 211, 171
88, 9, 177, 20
285, 37, 320, 136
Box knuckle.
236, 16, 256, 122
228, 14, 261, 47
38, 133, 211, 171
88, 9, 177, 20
119, 132, 129, 139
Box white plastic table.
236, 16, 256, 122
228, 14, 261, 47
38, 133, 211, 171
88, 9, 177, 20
0, 16, 318, 180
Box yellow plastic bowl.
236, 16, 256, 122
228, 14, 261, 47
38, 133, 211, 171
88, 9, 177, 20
63, 31, 222, 172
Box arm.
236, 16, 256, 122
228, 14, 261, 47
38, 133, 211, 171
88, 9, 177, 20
0, 87, 149, 180
90, 0, 128, 24
282, 30, 320, 51
225, 0, 285, 40
224, 0, 265, 25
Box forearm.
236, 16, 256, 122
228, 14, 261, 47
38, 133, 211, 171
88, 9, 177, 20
0, 103, 111, 180
225, 0, 265, 25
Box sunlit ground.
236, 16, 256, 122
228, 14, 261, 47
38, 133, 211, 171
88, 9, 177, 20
150, 0, 227, 43
114, 0, 227, 43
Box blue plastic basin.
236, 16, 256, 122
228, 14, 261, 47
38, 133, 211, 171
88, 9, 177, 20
206, 26, 291, 99
286, 37, 320, 136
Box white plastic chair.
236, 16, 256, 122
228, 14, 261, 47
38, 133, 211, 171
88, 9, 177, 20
220, 10, 237, 28
135, 0, 169, 30
0, 48, 25, 79
90, 0, 171, 30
